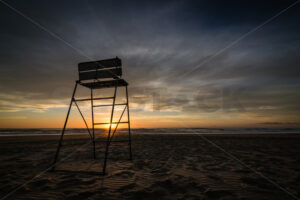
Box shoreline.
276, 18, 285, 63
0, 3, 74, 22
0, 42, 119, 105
0, 131, 300, 137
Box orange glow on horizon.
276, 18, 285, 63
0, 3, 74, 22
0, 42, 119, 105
1, 110, 299, 129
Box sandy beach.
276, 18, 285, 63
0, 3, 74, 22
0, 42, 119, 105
0, 133, 299, 200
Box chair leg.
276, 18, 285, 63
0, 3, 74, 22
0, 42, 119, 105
91, 89, 96, 159
102, 84, 118, 175
126, 86, 132, 160
51, 82, 78, 171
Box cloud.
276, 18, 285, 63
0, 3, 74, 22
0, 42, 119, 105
0, 0, 299, 126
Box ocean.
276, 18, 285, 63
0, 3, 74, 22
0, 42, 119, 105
0, 128, 299, 136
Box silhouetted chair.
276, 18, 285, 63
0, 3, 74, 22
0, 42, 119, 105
52, 57, 132, 175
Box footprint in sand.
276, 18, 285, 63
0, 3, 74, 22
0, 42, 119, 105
204, 189, 235, 199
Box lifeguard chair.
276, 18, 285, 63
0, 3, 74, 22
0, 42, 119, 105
52, 57, 132, 174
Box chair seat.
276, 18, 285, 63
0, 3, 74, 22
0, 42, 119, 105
79, 79, 128, 89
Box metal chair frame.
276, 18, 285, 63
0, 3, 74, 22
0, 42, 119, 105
51, 57, 132, 175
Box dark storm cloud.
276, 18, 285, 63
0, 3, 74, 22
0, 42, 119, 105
0, 0, 299, 122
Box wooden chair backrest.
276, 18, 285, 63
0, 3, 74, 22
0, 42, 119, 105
78, 57, 122, 81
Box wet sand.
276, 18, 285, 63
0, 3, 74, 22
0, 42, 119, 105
0, 133, 300, 200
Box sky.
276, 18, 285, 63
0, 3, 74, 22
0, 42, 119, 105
0, 0, 299, 128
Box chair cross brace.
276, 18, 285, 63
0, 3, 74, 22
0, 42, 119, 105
51, 80, 132, 175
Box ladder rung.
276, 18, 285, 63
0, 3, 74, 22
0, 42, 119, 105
94, 122, 129, 125
74, 97, 114, 101
93, 103, 127, 107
